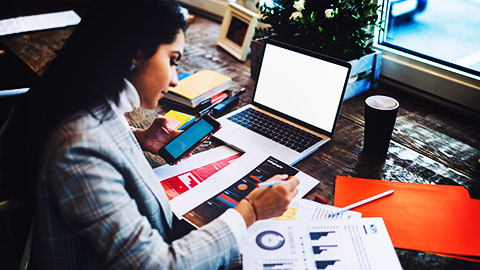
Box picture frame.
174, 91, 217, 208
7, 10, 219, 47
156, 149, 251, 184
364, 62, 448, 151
217, 2, 259, 62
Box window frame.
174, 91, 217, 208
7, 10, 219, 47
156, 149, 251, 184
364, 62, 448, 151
373, 0, 480, 119
183, 0, 480, 119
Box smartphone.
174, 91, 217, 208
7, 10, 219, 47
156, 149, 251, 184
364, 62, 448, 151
158, 114, 221, 164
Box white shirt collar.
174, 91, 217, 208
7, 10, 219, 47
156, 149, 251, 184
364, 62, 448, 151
110, 79, 141, 116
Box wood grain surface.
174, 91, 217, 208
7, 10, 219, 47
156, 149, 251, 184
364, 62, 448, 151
2, 13, 479, 270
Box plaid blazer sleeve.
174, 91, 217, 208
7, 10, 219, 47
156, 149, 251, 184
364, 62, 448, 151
35, 108, 241, 269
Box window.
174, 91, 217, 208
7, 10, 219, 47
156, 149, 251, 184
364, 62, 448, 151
183, 0, 480, 119
374, 0, 480, 119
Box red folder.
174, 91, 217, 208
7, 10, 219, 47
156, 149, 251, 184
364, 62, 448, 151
334, 176, 480, 260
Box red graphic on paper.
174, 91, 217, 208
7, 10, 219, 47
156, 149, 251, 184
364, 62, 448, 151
250, 175, 263, 182
218, 193, 239, 206
160, 153, 242, 200
238, 183, 248, 191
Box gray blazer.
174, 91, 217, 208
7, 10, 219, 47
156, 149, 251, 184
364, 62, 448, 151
33, 103, 240, 269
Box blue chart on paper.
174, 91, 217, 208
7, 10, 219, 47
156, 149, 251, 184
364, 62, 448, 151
310, 231, 335, 240
184, 156, 298, 227
315, 260, 339, 269
312, 245, 338, 255
309, 229, 341, 269
256, 231, 286, 250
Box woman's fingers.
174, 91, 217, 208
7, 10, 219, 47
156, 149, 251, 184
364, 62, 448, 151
283, 176, 299, 192
264, 174, 289, 182
152, 116, 168, 127
262, 174, 299, 188
237, 174, 301, 223
287, 186, 299, 200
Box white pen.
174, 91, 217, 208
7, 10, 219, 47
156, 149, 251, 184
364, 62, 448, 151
330, 190, 395, 217
256, 181, 284, 188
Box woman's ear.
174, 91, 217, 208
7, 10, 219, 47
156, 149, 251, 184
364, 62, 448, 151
129, 59, 137, 71
131, 56, 143, 68
131, 50, 147, 69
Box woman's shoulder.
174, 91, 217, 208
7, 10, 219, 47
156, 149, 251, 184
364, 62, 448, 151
49, 103, 123, 148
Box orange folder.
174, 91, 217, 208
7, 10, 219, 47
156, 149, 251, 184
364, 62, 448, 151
334, 176, 480, 259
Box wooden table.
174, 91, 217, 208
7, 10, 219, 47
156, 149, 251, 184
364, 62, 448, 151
2, 13, 479, 270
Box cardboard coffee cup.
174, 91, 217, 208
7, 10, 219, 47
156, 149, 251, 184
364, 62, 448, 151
363, 95, 399, 155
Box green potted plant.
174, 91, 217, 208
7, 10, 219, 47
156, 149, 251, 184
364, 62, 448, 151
251, 0, 383, 100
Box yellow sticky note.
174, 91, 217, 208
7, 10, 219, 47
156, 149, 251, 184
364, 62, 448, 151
163, 110, 194, 130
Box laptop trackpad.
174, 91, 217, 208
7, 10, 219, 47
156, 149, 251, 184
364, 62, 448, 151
221, 128, 277, 152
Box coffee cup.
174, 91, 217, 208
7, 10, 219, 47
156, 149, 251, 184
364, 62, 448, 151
363, 95, 399, 155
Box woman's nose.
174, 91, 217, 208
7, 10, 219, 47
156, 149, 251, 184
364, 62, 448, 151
170, 69, 179, 87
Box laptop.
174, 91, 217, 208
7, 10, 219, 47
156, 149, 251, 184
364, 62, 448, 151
214, 40, 351, 165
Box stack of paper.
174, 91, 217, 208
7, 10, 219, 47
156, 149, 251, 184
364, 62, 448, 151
334, 176, 480, 262
154, 147, 403, 268
154, 147, 319, 224
242, 199, 403, 269
273, 198, 361, 221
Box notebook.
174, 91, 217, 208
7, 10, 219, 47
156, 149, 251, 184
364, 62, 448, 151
214, 40, 351, 165
164, 70, 232, 107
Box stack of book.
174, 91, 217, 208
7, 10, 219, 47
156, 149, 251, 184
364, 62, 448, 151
164, 70, 232, 108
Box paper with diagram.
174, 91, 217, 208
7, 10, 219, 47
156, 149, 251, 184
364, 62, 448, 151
242, 217, 402, 270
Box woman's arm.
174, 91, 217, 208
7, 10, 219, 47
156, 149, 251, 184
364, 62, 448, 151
235, 174, 299, 227
43, 143, 240, 269
132, 116, 300, 228
132, 116, 181, 153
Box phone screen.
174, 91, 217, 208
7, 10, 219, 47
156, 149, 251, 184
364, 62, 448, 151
163, 118, 215, 159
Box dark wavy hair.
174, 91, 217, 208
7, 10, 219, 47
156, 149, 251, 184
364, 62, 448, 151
0, 0, 187, 202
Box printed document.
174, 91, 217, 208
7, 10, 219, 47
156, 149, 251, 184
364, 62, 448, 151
154, 146, 319, 220
273, 198, 362, 222
242, 217, 402, 270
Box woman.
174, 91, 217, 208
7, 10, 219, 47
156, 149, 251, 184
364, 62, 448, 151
0, 0, 299, 269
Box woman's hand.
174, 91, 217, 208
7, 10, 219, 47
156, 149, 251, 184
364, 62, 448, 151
235, 174, 299, 227
133, 116, 181, 155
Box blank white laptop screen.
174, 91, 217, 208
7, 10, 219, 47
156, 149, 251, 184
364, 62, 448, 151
254, 43, 350, 133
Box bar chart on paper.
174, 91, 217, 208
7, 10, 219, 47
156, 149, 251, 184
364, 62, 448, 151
242, 218, 402, 270
259, 259, 297, 270
160, 153, 241, 200
245, 224, 348, 270
309, 228, 342, 269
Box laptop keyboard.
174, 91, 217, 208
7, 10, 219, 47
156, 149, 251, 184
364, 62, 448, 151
227, 108, 323, 152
